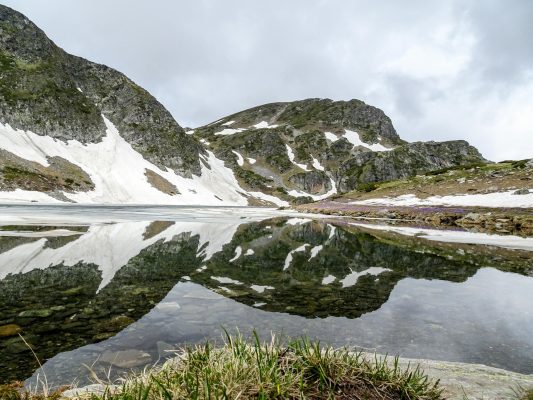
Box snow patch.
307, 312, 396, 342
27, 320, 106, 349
286, 218, 312, 225
324, 132, 338, 142
232, 150, 244, 167
343, 130, 392, 152
351, 223, 533, 252
308, 245, 323, 260
251, 285, 274, 293
247, 191, 289, 207
245, 249, 255, 256
311, 157, 325, 171
247, 157, 256, 164
0, 116, 254, 205
253, 121, 278, 129
287, 177, 337, 201
222, 120, 235, 126
285, 144, 310, 171
215, 128, 244, 136
349, 191, 533, 208
283, 244, 309, 270
212, 276, 243, 285
322, 274, 336, 285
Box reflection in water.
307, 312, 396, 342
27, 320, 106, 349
0, 211, 532, 386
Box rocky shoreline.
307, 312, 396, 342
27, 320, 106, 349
58, 353, 533, 400
295, 202, 533, 235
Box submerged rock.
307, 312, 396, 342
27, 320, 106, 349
100, 349, 152, 369
0, 324, 21, 337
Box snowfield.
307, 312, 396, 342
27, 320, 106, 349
0, 116, 281, 206
349, 191, 533, 208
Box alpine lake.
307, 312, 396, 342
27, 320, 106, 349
0, 205, 532, 389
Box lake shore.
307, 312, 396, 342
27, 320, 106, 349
294, 202, 533, 236
15, 348, 533, 400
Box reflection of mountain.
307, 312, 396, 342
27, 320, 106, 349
1, 218, 531, 383
192, 219, 483, 319
0, 221, 237, 383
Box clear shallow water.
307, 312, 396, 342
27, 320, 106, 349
0, 205, 532, 387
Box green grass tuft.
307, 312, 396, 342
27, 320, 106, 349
87, 333, 441, 399
3, 333, 444, 399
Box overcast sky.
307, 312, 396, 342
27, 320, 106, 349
3, 0, 532, 161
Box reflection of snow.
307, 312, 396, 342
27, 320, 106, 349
0, 219, 243, 291
283, 244, 309, 270
340, 267, 391, 288
229, 246, 242, 262
251, 285, 274, 293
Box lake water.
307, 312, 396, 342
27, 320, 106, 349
0, 205, 532, 388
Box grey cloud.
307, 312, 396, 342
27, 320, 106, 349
1, 0, 532, 160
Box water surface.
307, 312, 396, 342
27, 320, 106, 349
0, 205, 532, 387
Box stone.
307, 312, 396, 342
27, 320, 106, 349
61, 384, 119, 398
100, 349, 152, 369
157, 340, 178, 358
513, 188, 531, 195
18, 308, 53, 318
0, 324, 22, 337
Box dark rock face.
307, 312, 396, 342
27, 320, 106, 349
0, 5, 202, 176
288, 171, 332, 195
337, 140, 485, 192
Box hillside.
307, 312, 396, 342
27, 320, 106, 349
0, 5, 256, 205
192, 99, 485, 205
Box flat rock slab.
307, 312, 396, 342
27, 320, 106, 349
394, 356, 533, 400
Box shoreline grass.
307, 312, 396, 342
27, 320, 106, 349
1, 332, 444, 400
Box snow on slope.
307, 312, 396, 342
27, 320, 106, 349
0, 116, 260, 205
324, 132, 339, 142
0, 220, 243, 291
343, 130, 392, 152
288, 178, 337, 201
285, 144, 310, 171
350, 191, 533, 208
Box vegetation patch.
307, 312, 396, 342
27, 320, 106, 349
144, 169, 179, 195
12, 333, 442, 400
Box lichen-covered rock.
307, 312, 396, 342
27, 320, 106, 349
288, 171, 332, 195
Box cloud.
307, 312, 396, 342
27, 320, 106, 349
2, 0, 532, 160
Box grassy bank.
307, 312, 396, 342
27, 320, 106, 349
1, 334, 443, 400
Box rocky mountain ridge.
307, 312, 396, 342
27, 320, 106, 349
0, 4, 485, 206
192, 99, 485, 203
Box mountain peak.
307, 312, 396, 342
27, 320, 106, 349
201, 98, 402, 147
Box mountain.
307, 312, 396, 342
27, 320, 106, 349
0, 5, 485, 206
192, 99, 485, 203
0, 5, 254, 205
